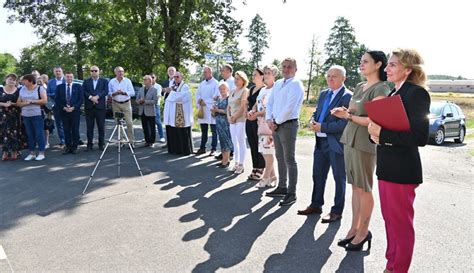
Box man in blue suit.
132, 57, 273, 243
46, 66, 66, 147
297, 65, 352, 223
82, 65, 109, 151
55, 72, 84, 154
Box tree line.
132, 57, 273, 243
4, 2, 437, 96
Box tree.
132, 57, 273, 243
4, 1, 242, 81
306, 35, 325, 102
0, 53, 18, 82
4, 1, 105, 79
246, 14, 270, 68
16, 42, 76, 77
323, 16, 361, 89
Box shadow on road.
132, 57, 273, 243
263, 216, 342, 272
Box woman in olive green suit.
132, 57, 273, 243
331, 50, 390, 251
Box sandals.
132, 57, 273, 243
248, 168, 264, 181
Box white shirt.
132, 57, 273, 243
108, 77, 135, 102
93, 78, 98, 90
316, 85, 344, 137
224, 76, 236, 92
196, 77, 219, 124
256, 86, 273, 112
154, 83, 163, 105
163, 82, 193, 127
265, 77, 304, 124
55, 77, 63, 86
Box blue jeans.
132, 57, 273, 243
22, 115, 46, 152
200, 123, 217, 150
155, 105, 164, 138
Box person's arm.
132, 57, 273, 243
265, 89, 275, 121
378, 87, 430, 147
126, 79, 135, 97
73, 85, 84, 110
166, 84, 191, 103
195, 84, 202, 108
46, 81, 55, 98
98, 79, 109, 99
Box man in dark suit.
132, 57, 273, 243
82, 65, 109, 151
55, 72, 84, 154
46, 66, 66, 147
297, 65, 352, 223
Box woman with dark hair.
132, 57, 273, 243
368, 48, 430, 273
17, 74, 48, 161
246, 68, 266, 180
331, 50, 390, 250
0, 73, 23, 160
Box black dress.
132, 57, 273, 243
0, 87, 24, 153
245, 86, 265, 169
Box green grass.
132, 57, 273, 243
466, 120, 474, 130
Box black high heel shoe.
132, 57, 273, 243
337, 235, 355, 247
345, 231, 372, 251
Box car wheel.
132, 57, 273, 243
434, 127, 445, 145
454, 127, 465, 143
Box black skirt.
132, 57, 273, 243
166, 125, 193, 155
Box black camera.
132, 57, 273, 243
115, 112, 125, 119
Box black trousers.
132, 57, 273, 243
199, 123, 217, 150
141, 115, 156, 144
85, 107, 106, 147
245, 119, 265, 169
61, 110, 81, 149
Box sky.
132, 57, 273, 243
1, 0, 473, 79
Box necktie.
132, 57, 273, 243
66, 84, 71, 105
317, 91, 333, 123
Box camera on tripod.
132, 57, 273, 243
114, 111, 125, 122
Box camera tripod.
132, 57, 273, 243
82, 117, 144, 194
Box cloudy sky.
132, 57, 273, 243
1, 0, 472, 79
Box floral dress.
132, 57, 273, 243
0, 87, 24, 153
215, 96, 233, 152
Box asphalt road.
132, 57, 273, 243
0, 119, 473, 272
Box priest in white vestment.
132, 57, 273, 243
163, 72, 194, 155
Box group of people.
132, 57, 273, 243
0, 47, 430, 272
191, 49, 429, 273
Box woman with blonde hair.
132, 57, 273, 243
253, 65, 279, 187
227, 71, 249, 174
368, 48, 430, 273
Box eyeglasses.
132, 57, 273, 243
90, 70, 98, 72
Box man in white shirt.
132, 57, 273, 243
265, 58, 304, 206
195, 66, 219, 156
163, 72, 194, 155
108, 66, 135, 146
162, 66, 176, 100
220, 64, 235, 91
150, 73, 165, 143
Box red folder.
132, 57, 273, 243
364, 95, 410, 132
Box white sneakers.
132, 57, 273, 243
159, 138, 166, 143
45, 143, 50, 149
24, 154, 36, 161
24, 153, 45, 161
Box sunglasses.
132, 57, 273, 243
90, 70, 98, 72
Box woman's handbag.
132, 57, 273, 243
257, 117, 272, 136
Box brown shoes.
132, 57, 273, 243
297, 206, 322, 215
321, 213, 342, 223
